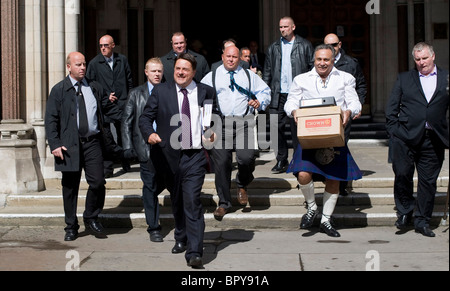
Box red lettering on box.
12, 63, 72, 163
305, 118, 332, 128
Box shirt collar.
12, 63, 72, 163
176, 80, 197, 94
69, 76, 86, 87
419, 66, 437, 77
147, 81, 154, 95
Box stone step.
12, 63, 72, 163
42, 176, 450, 191
0, 204, 447, 229
4, 188, 448, 208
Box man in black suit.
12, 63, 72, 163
87, 35, 134, 177
161, 32, 210, 83
139, 53, 217, 269
386, 42, 449, 237
45, 52, 120, 241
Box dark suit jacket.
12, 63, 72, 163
45, 76, 120, 172
86, 52, 133, 116
386, 67, 449, 148
161, 50, 210, 84
139, 81, 218, 173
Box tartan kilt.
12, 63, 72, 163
287, 144, 363, 181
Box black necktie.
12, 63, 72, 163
76, 82, 89, 137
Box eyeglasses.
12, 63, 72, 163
328, 42, 340, 47
99, 44, 110, 48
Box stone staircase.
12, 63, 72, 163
1, 145, 448, 230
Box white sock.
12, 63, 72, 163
299, 181, 317, 211
321, 191, 339, 223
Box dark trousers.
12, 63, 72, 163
103, 121, 125, 175
211, 123, 257, 209
62, 136, 106, 231
270, 93, 299, 162
140, 160, 160, 232
171, 149, 207, 261
391, 131, 445, 228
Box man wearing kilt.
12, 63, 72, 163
284, 44, 362, 237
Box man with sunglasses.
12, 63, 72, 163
324, 33, 367, 196
87, 35, 134, 178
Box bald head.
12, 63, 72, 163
99, 35, 115, 58
67, 52, 86, 81
324, 33, 341, 55
222, 45, 240, 71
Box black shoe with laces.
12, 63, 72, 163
300, 208, 318, 229
320, 221, 341, 237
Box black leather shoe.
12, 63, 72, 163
171, 242, 187, 254
271, 160, 288, 174
85, 220, 105, 233
395, 211, 413, 230
300, 208, 318, 229
320, 221, 341, 237
187, 256, 203, 269
415, 226, 435, 237
64, 230, 78, 241
149, 230, 163, 242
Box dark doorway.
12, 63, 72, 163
180, 0, 260, 66
291, 0, 371, 113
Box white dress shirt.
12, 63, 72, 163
201, 65, 271, 116
284, 67, 361, 118
176, 81, 202, 149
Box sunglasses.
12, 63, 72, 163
328, 42, 340, 47
99, 44, 110, 48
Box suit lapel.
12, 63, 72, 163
411, 70, 428, 103
428, 67, 444, 104
197, 83, 207, 107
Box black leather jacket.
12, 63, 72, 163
335, 49, 367, 104
263, 35, 314, 109
121, 83, 151, 162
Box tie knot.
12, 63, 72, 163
180, 88, 188, 97
76, 82, 82, 94
229, 71, 236, 76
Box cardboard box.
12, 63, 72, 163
295, 106, 345, 149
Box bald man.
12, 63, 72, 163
201, 46, 271, 220
46, 52, 121, 241
87, 34, 134, 178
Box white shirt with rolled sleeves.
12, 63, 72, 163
201, 65, 271, 116
284, 67, 361, 118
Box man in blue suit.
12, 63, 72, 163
386, 42, 449, 237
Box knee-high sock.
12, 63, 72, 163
322, 191, 338, 223
299, 181, 317, 211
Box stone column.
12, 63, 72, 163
1, 0, 44, 194
1, 0, 21, 122
370, 0, 399, 122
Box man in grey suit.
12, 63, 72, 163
386, 42, 449, 237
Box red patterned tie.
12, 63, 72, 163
180, 88, 192, 149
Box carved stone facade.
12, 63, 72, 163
0, 0, 448, 194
